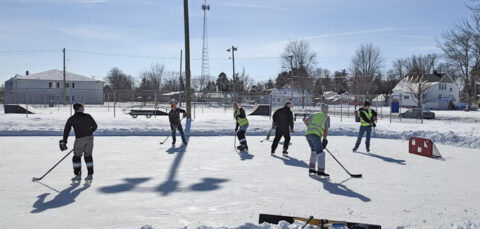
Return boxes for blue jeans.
[354,125,372,150]
[171,123,186,143]
[306,134,325,171]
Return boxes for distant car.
[400,108,435,119]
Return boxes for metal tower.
[201,0,210,78]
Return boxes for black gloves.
[59,140,68,151]
[371,122,377,127]
[322,139,328,149]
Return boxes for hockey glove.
[59,140,68,151]
[322,139,328,149]
[290,129,294,133]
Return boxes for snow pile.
[454,221,480,229]
[148,221,320,229]
[1,106,479,149]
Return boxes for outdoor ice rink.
[1,135,479,229]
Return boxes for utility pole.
[183,0,192,117]
[227,46,237,102]
[63,48,66,106]
[288,55,294,100]
[179,49,183,106]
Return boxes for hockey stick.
[160,117,186,145]
[324,148,362,178]
[301,216,314,229]
[32,149,74,182]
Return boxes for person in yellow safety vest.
[233,102,249,151]
[304,104,330,178]
[353,101,377,153]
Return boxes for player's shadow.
[189,178,229,191]
[272,155,309,168]
[238,151,254,160]
[166,145,186,154]
[157,119,191,196]
[98,178,151,193]
[311,177,371,202]
[355,151,406,165]
[31,183,90,213]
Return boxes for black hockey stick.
[160,117,185,145]
[324,148,362,178]
[301,216,314,229]
[260,128,275,142]
[32,149,74,182]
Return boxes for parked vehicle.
[400,108,435,119]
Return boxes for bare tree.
[350,43,384,96]
[139,63,165,93]
[281,40,317,76]
[440,20,476,104]
[404,75,434,108]
[105,67,134,90]
[237,67,254,92]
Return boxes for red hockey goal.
[408,137,442,158]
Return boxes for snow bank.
[1,106,479,149]
[454,221,480,229]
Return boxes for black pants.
[271,128,291,151]
[171,123,186,143]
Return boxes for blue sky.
[0,0,471,84]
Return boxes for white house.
[4,69,104,105]
[270,88,311,106]
[391,72,459,109]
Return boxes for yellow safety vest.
[359,109,373,126]
[306,112,328,137]
[234,108,249,127]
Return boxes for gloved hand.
[290,129,294,133]
[371,122,377,127]
[322,139,328,149]
[59,140,68,151]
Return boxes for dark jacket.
[272,106,294,131]
[63,112,97,142]
[169,108,186,125]
[358,107,377,124]
[234,107,246,130]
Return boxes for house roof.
[11,69,99,82]
[404,73,453,83]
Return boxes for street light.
[227,46,237,102]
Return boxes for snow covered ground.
[1,135,479,229]
[1,104,479,149]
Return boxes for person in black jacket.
[169,103,187,145]
[271,101,294,156]
[353,101,377,153]
[60,103,97,183]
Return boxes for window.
[66,83,70,88]
[72,96,75,102]
[49,82,52,88]
[423,94,426,99]
[404,96,409,99]
[438,94,442,99]
[56,82,60,88]
[450,88,452,92]
[72,83,75,88]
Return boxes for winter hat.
[73,103,83,112]
[321,104,329,112]
[284,101,292,106]
[364,101,371,106]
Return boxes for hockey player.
[353,101,377,153]
[304,104,330,177]
[169,103,187,145]
[60,103,97,183]
[271,101,294,156]
[233,102,249,151]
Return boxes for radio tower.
[201,0,210,79]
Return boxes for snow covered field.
[1,105,479,149]
[1,135,479,229]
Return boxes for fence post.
[114,90,116,118]
[340,98,343,122]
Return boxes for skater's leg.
[238,124,248,147]
[317,143,325,172]
[306,134,318,169]
[84,136,94,175]
[353,126,366,150]
[177,123,186,143]
[72,139,83,175]
[283,131,291,151]
[171,124,177,144]
[271,129,282,152]
[365,126,372,151]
